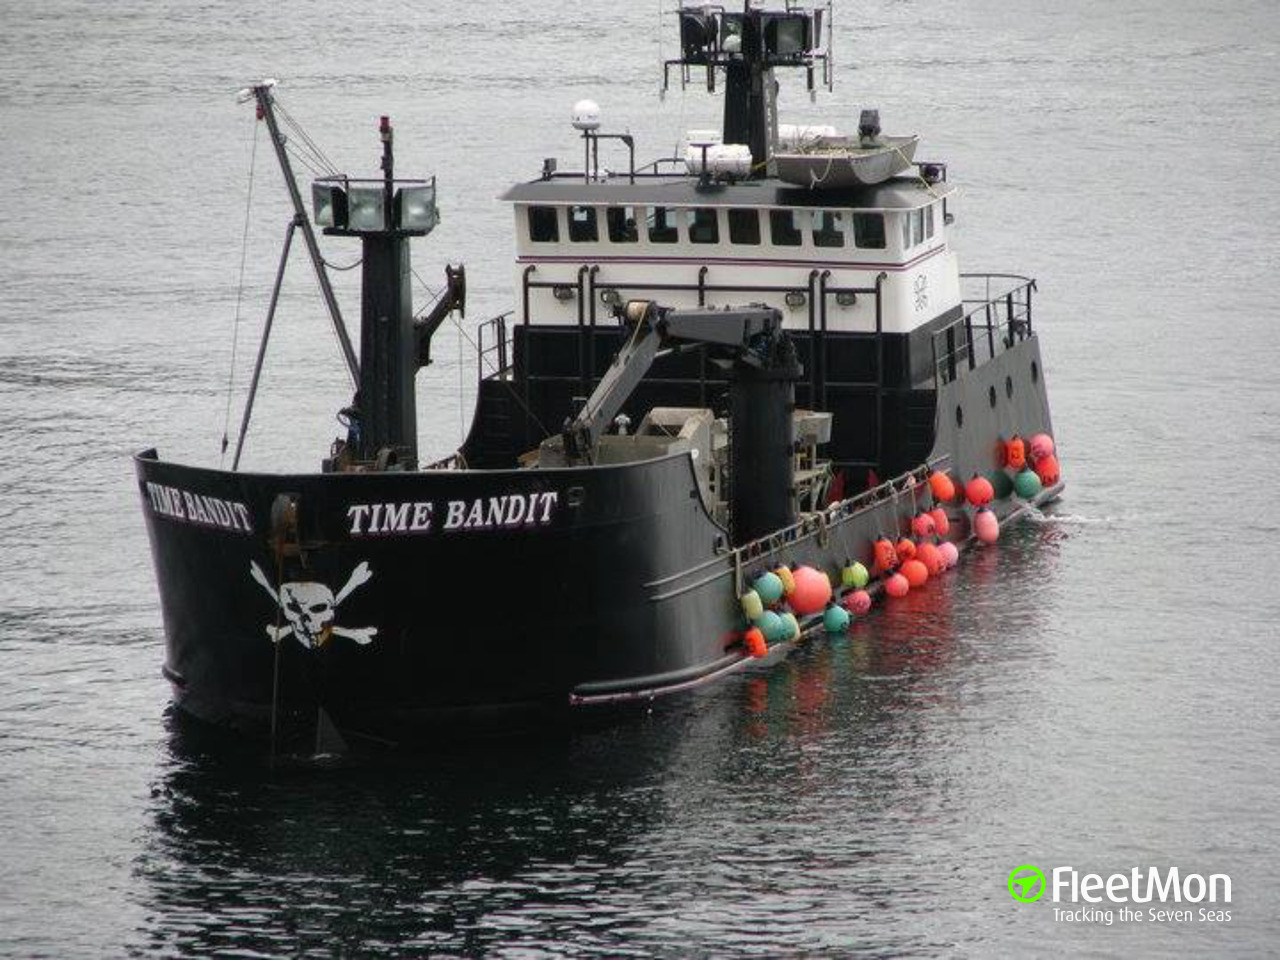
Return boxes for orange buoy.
[895,538,917,564]
[902,558,929,588]
[974,507,1000,544]
[965,475,995,507]
[873,538,898,574]
[929,506,950,536]
[790,565,832,616]
[1029,432,1055,462]
[1034,453,1061,487]
[842,589,872,615]
[912,512,936,539]
[1005,435,1026,470]
[744,627,767,658]
[916,542,944,577]
[885,573,910,598]
[928,471,956,503]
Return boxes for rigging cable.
[220,115,260,464]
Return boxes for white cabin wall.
[511,201,962,333]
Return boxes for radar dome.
[571,99,601,131]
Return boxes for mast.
[664,2,831,177]
[251,83,360,384]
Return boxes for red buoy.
[929,506,950,536]
[912,512,936,539]
[789,565,832,616]
[929,471,956,503]
[902,558,929,588]
[873,538,897,574]
[744,627,767,658]
[885,573,910,598]
[842,589,872,615]
[1034,453,1061,487]
[965,475,995,507]
[895,538,917,564]
[1005,435,1027,470]
[916,542,944,577]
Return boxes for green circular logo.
[1008,865,1046,902]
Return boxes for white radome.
[571,99,601,131]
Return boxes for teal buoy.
[779,612,800,641]
[1014,468,1043,499]
[823,604,851,633]
[757,610,787,643]
[753,571,785,605]
[988,469,1015,500]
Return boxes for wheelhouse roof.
[500,175,955,212]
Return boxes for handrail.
[931,274,1036,386]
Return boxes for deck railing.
[931,274,1036,386]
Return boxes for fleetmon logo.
[1008,865,1047,902]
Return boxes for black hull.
[137,336,1058,748]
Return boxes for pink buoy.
[1029,432,1055,462]
[939,541,960,568]
[974,507,1000,544]
[842,589,872,615]
[911,512,936,539]
[885,573,910,598]
[789,565,832,616]
[965,475,995,508]
[929,506,950,537]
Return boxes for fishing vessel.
[136,2,1062,751]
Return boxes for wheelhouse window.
[770,209,803,246]
[606,206,639,243]
[528,206,559,243]
[924,203,935,240]
[648,206,678,243]
[852,212,885,249]
[812,210,845,248]
[568,205,598,242]
[728,208,760,245]
[687,208,719,244]
[911,208,925,247]
[900,212,912,250]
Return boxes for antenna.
[661,2,834,175]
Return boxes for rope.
[322,256,363,272]
[220,117,259,464]
[409,266,551,441]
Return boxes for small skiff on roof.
[774,133,919,189]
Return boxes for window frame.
[527,205,560,243]
[727,208,761,245]
[606,205,639,244]
[687,207,720,245]
[567,204,599,243]
[647,205,680,244]
[811,209,846,249]
[769,208,804,247]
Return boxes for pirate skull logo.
[249,560,377,648]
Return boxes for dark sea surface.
[2,0,1278,956]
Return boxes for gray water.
[2,0,1279,956]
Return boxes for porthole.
[1005,375,1014,399]
[1031,361,1040,383]
[955,404,964,428]
[988,385,997,408]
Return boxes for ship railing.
[931,274,1036,386]
[476,311,514,380]
[724,453,952,597]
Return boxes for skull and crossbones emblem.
[249,560,378,648]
